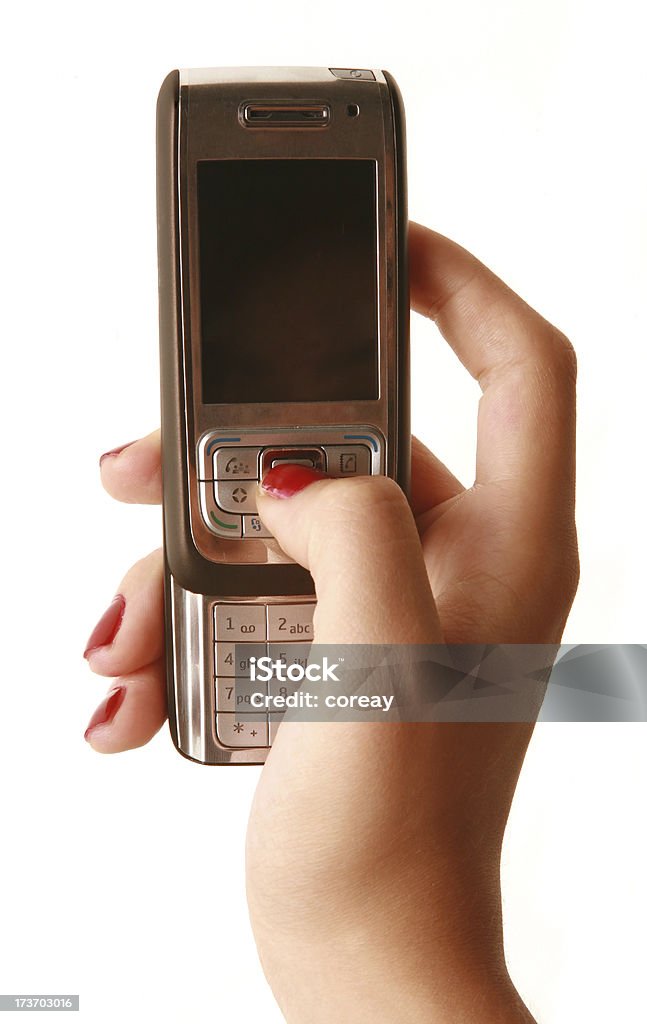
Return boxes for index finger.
[409,223,577,524]
[99,429,162,504]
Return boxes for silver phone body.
[157,67,409,764]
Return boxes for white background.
[1,1,645,1021]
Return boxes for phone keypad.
[198,428,381,539]
[260,447,325,480]
[198,488,242,538]
[242,515,272,539]
[267,603,314,641]
[215,712,269,748]
[214,603,266,641]
[214,641,266,677]
[213,447,260,480]
[325,445,371,478]
[213,601,315,749]
[213,480,258,515]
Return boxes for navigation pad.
[197,427,381,539]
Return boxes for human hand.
[84,224,578,1022]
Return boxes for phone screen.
[197,159,379,405]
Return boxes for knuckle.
[550,546,580,601]
[513,327,577,412]
[561,539,581,605]
[323,474,409,518]
[309,476,412,562]
[552,328,577,374]
[118,547,163,590]
[534,529,580,623]
[541,327,578,382]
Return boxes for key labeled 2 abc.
[268,603,314,640]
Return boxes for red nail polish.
[84,686,126,741]
[83,595,126,658]
[261,463,329,498]
[99,441,136,466]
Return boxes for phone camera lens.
[347,103,360,118]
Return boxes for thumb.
[256,465,441,644]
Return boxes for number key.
[215,642,266,677]
[267,603,315,641]
[214,604,267,641]
[215,676,267,713]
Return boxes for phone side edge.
[382,70,411,499]
[156,70,183,755]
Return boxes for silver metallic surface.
[214,677,238,712]
[271,457,314,468]
[168,576,265,763]
[261,445,325,477]
[169,575,316,763]
[267,603,315,641]
[215,712,269,748]
[268,716,282,745]
[329,68,376,81]
[167,67,400,763]
[214,641,266,677]
[197,427,382,548]
[242,515,272,539]
[214,602,267,641]
[214,676,266,713]
[214,480,258,515]
[198,484,242,538]
[212,446,261,481]
[324,443,371,477]
[199,427,382,485]
[267,641,313,669]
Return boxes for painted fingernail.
[99,441,136,466]
[83,595,126,659]
[261,464,329,498]
[84,686,126,741]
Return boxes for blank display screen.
[197,159,378,404]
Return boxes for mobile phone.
[156,67,409,764]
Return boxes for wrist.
[252,917,535,1024]
[247,721,535,1022]
[250,851,533,1024]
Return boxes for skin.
[85,223,578,1022]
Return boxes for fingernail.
[83,595,126,659]
[84,686,126,741]
[100,441,136,466]
[261,464,329,499]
